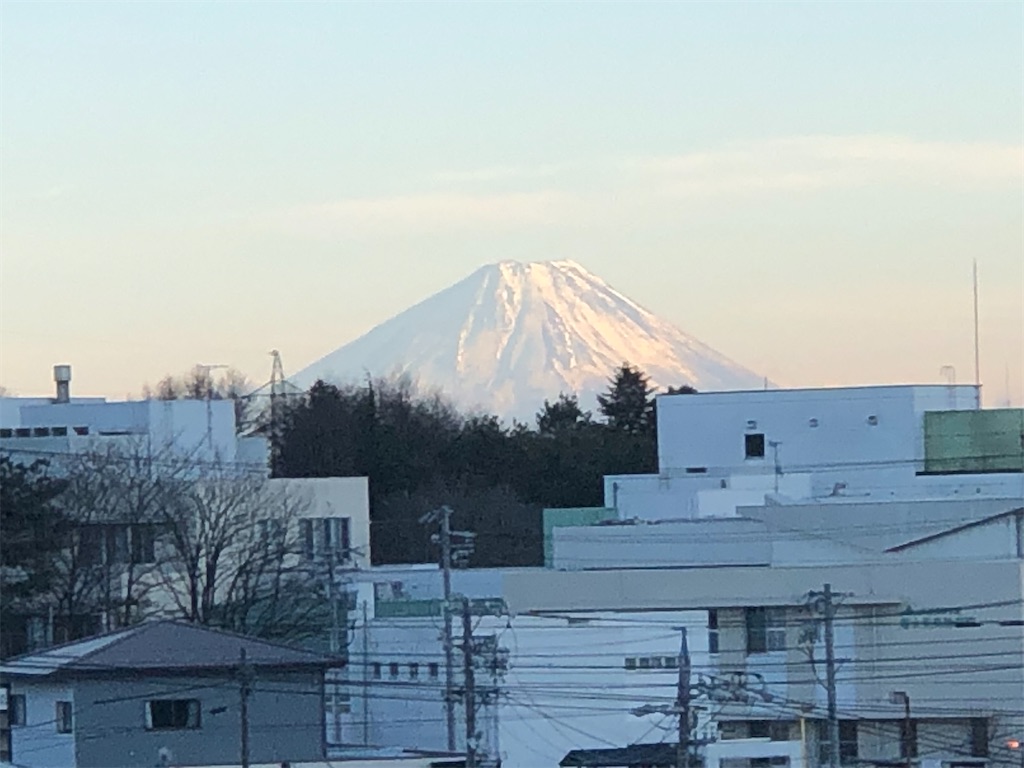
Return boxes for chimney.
[53,365,71,403]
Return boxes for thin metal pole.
[676,627,691,768]
[902,694,912,768]
[362,600,370,745]
[973,260,981,394]
[441,507,457,752]
[462,597,477,768]
[824,584,840,768]
[239,647,251,768]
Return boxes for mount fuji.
[294,260,766,421]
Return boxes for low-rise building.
[0,620,337,768]
[607,386,1023,520]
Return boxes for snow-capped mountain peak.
[294,260,765,420]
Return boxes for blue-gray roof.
[0,620,336,678]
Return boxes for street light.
[1008,739,1023,768]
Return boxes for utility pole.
[239,647,251,768]
[462,597,478,768]
[823,584,840,768]
[421,505,475,753]
[806,583,850,768]
[675,627,691,768]
[361,599,370,746]
[891,691,911,768]
[441,508,457,753]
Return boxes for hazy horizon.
[2,2,1021,404]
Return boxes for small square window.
[55,701,73,734]
[372,662,381,680]
[147,699,200,730]
[408,663,419,680]
[388,662,399,679]
[745,433,766,459]
[51,426,68,436]
[428,662,439,679]
[663,656,678,669]
[0,428,12,439]
[624,657,637,670]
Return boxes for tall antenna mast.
[972,260,981,399]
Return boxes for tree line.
[273,364,696,566]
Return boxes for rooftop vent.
[53,365,71,403]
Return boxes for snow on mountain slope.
[294,260,766,421]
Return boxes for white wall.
[8,682,76,768]
[2,397,250,469]
[270,477,372,570]
[656,386,944,477]
[355,608,711,768]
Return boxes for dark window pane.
[745,433,766,459]
[746,607,767,653]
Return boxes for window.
[746,607,785,654]
[817,721,858,764]
[388,663,399,679]
[300,519,315,560]
[104,525,128,565]
[899,719,918,759]
[9,695,26,726]
[969,717,988,757]
[428,663,439,679]
[749,721,790,741]
[14,428,30,438]
[131,525,156,565]
[708,610,720,654]
[56,701,73,733]
[51,426,68,436]
[745,433,766,459]
[839,721,858,762]
[72,426,89,436]
[32,427,50,437]
[322,517,352,559]
[79,527,104,567]
[662,656,678,669]
[0,428,12,438]
[372,662,381,680]
[624,657,638,670]
[146,699,200,730]
[408,663,419,680]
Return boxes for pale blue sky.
[2,1,1022,403]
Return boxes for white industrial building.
[607,385,1023,520]
[0,365,268,471]
[338,384,1022,768]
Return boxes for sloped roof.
[1,620,335,678]
[886,507,1023,552]
[560,743,678,767]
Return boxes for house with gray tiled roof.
[0,620,339,768]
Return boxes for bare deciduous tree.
[155,465,327,641]
[49,443,188,640]
[142,366,257,433]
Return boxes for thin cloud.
[628,135,1024,196]
[278,190,576,235]
[434,164,563,183]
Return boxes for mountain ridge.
[294,260,766,420]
